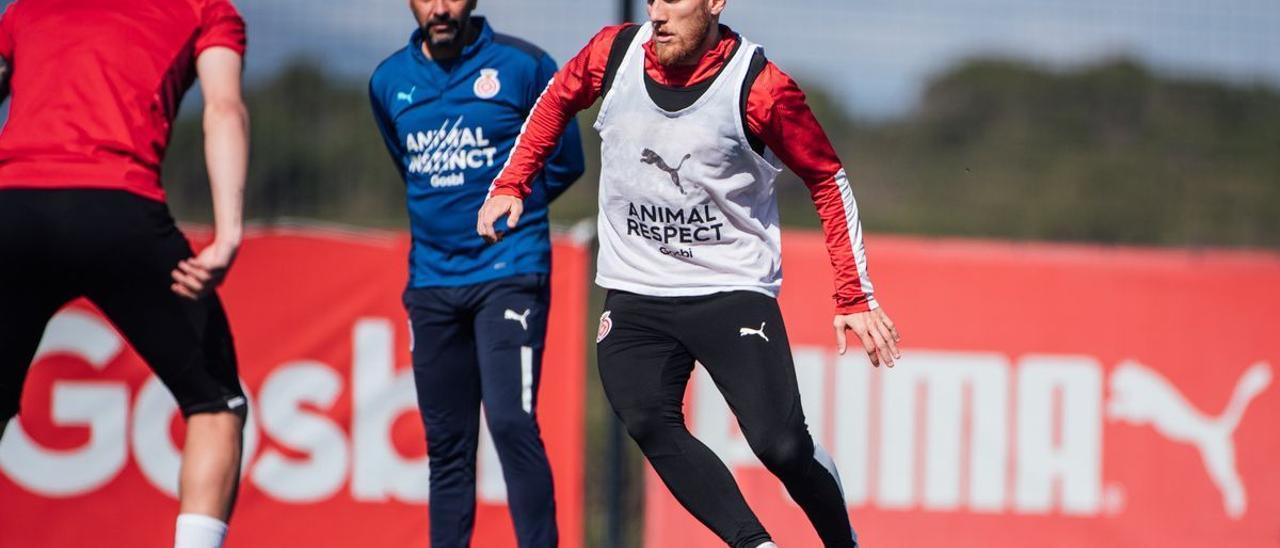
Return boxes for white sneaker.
[755,543,779,548]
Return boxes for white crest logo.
[474,68,501,99]
[1108,361,1272,519]
[503,308,530,331]
[596,311,613,343]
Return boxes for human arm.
[748,62,901,365]
[368,76,407,180]
[478,25,630,241]
[171,46,249,299]
[530,53,586,203]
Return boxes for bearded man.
[370,1,584,546]
[478,1,901,546]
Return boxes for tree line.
[163,57,1280,248]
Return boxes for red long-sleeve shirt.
[491,24,876,313]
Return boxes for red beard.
[652,9,713,66]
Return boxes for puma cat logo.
[396,86,416,103]
[504,308,531,331]
[739,322,769,342]
[1109,361,1272,519]
[640,149,693,195]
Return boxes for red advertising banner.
[0,226,588,548]
[644,233,1280,548]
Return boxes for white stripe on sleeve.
[832,168,877,309]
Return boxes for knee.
[180,412,246,478]
[186,410,246,439]
[617,408,659,442]
[615,406,681,455]
[751,430,813,476]
[485,412,538,443]
[424,419,478,457]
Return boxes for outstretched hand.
[476,195,524,243]
[834,307,902,367]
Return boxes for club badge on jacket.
[474,68,501,99]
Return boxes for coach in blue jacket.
[369,1,584,545]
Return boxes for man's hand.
[834,307,902,367]
[171,239,239,300]
[476,195,524,243]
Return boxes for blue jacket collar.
[409,16,493,67]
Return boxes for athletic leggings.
[596,290,857,548]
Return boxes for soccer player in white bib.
[479,1,900,546]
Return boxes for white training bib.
[593,25,784,298]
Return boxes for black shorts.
[0,189,244,419]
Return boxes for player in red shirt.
[0,1,249,547]
[479,0,900,546]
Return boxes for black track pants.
[596,290,857,548]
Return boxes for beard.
[423,13,465,48]
[652,8,714,66]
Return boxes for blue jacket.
[370,17,585,288]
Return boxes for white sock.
[175,514,228,548]
[755,543,779,548]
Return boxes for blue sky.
[240,0,1280,118]
[4,0,1277,118]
